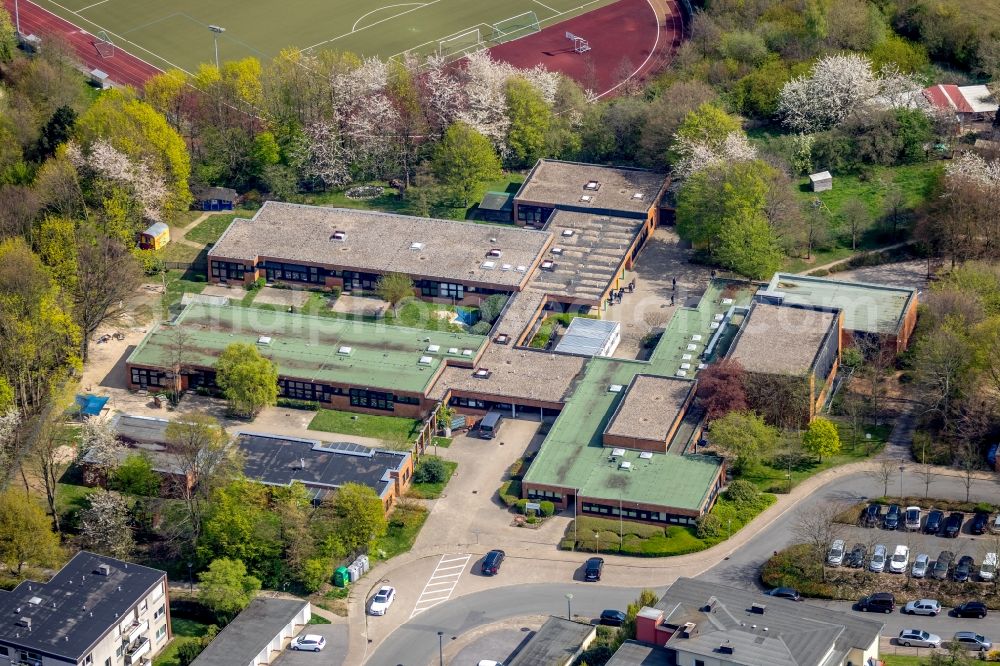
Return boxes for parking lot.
[270,624,348,666]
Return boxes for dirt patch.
[202,284,244,299]
[253,287,310,307]
[332,294,388,317]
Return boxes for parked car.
[884,504,902,530]
[585,557,604,581]
[944,512,964,538]
[846,543,866,568]
[911,553,931,579]
[827,539,846,567]
[925,509,945,535]
[291,635,326,652]
[953,601,988,619]
[869,544,888,572]
[904,506,922,531]
[862,503,883,527]
[903,599,941,616]
[898,629,942,648]
[600,610,627,627]
[889,545,910,573]
[970,511,990,535]
[767,588,801,601]
[368,585,396,615]
[954,555,975,582]
[931,551,954,580]
[953,632,992,651]
[481,549,505,576]
[857,592,895,614]
[991,514,1000,534]
[477,411,503,439]
[477,661,504,666]
[980,552,997,582]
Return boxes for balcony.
[127,620,149,644]
[125,636,150,664]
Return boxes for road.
[369,469,1000,665]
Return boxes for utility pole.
[208,25,225,68]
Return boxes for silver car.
[869,544,887,572]
[911,553,930,578]
[903,598,941,616]
[827,539,845,567]
[899,629,941,648]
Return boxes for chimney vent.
[750,603,766,614]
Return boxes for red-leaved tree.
[695,358,748,422]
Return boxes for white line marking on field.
[531,0,558,13]
[410,553,470,618]
[77,0,113,12]
[301,0,445,51]
[351,3,426,32]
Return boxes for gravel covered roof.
[728,302,838,375]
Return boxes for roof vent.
[17,617,31,629]
[487,248,502,258]
[489,237,497,243]
[257,336,272,346]
[584,180,600,191]
[481,261,496,270]
[619,461,632,470]
[718,643,734,655]
[639,451,653,460]
[541,260,555,271]
[750,603,766,614]
[473,368,492,379]
[562,229,575,237]
[338,346,352,355]
[28,596,42,605]
[330,230,347,241]
[426,344,440,353]
[680,622,697,638]
[579,195,593,203]
[632,192,644,200]
[418,356,433,365]
[608,384,623,393]
[551,247,563,255]
[410,241,425,251]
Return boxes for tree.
[0,489,62,575]
[912,320,976,433]
[840,197,871,250]
[714,214,783,279]
[34,216,78,290]
[478,293,508,324]
[956,442,980,503]
[0,7,16,63]
[198,558,261,622]
[375,272,414,315]
[676,160,768,252]
[668,103,741,165]
[777,54,881,132]
[79,490,134,560]
[792,502,845,582]
[882,183,906,239]
[707,410,778,474]
[110,454,161,496]
[198,480,280,576]
[79,416,123,486]
[35,106,77,160]
[413,456,447,484]
[215,343,279,418]
[867,458,895,497]
[432,121,502,206]
[73,232,141,362]
[505,77,551,168]
[801,417,841,461]
[331,482,387,556]
[695,359,748,421]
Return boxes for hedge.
[499,479,521,507]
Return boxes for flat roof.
[555,317,620,356]
[479,190,514,212]
[508,617,596,666]
[112,414,169,444]
[0,552,165,661]
[766,273,916,336]
[209,201,550,288]
[236,432,408,499]
[516,159,666,215]
[607,641,671,666]
[604,375,693,443]
[127,303,486,394]
[190,598,307,666]
[728,302,838,375]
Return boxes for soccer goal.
[437,28,483,58]
[490,11,541,45]
[93,30,115,58]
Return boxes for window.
[131,367,167,389]
[279,379,336,402]
[210,260,246,281]
[350,388,394,411]
[154,604,165,620]
[695,661,705,666]
[156,625,167,641]
[394,394,420,405]
[0,647,9,657]
[85,655,93,666]
[105,657,112,666]
[139,600,147,613]
[116,646,123,658]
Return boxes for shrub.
[724,479,762,507]
[177,641,205,666]
[276,398,320,410]
[540,501,555,517]
[499,479,521,506]
[413,457,447,484]
[696,513,724,539]
[468,321,492,335]
[515,498,529,514]
[479,293,508,323]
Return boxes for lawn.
[153,617,210,666]
[373,502,429,560]
[184,211,255,245]
[257,292,470,333]
[407,458,458,499]
[743,421,891,493]
[309,409,423,444]
[162,268,209,312]
[159,241,204,265]
[881,656,988,666]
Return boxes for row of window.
[419,281,464,299]
[279,379,341,402]
[517,205,552,224]
[526,489,562,500]
[211,260,247,281]
[263,261,322,284]
[581,502,696,525]
[131,367,167,388]
[350,388,394,411]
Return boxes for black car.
[767,587,801,601]
[857,592,895,614]
[944,512,965,538]
[862,503,883,527]
[925,509,945,535]
[931,550,954,581]
[954,556,975,582]
[846,543,866,568]
[600,609,627,626]
[971,511,990,535]
[953,600,988,619]
[584,557,604,581]
[883,504,902,530]
[481,549,505,576]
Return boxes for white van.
[980,552,997,581]
[889,545,909,573]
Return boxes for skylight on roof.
[584,180,600,191]
[426,344,440,353]
[418,356,433,365]
[338,346,352,355]
[488,248,502,258]
[257,336,272,346]
[473,368,492,379]
[541,260,555,270]
[612,448,626,456]
[516,265,527,273]
[619,461,632,470]
[609,384,623,393]
[639,451,653,459]
[562,229,574,237]
[676,369,688,377]
[410,241,425,251]
[481,260,496,269]
[551,247,563,255]
[448,347,459,354]
[331,230,347,241]
[580,195,593,202]
[462,349,473,356]
[500,264,512,271]
[632,192,644,200]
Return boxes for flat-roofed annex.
[604,375,694,443]
[515,159,668,215]
[209,201,552,289]
[728,302,839,376]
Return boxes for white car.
[827,539,845,567]
[898,629,942,648]
[980,552,998,581]
[368,585,396,615]
[477,662,504,666]
[869,544,887,572]
[911,553,930,578]
[889,545,909,573]
[904,506,922,531]
[903,599,941,616]
[291,635,326,652]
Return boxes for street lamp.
[565,593,573,620]
[437,631,444,666]
[364,577,389,644]
[13,0,20,37]
[208,25,225,68]
[187,562,193,591]
[899,463,905,499]
[594,531,599,555]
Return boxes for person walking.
[671,277,676,291]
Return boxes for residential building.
[189,598,309,666]
[507,617,597,666]
[0,553,170,666]
[629,578,882,666]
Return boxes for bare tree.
[839,392,868,452]
[956,441,981,503]
[74,234,142,362]
[0,409,21,483]
[79,416,123,487]
[868,458,895,498]
[918,464,936,499]
[856,334,896,426]
[28,414,74,534]
[792,503,846,582]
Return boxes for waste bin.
[333,566,349,588]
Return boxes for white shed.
[809,171,832,192]
[89,68,111,90]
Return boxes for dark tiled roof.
[190,598,307,666]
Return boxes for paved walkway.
[798,241,912,276]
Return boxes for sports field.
[23,0,622,72]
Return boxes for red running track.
[489,0,682,98]
[4,0,162,89]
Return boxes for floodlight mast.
[208,25,225,68]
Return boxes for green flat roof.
[767,273,915,335]
[127,303,487,394]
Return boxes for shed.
[193,186,238,211]
[554,317,620,357]
[476,190,515,222]
[809,171,832,192]
[89,69,111,90]
[139,221,170,250]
